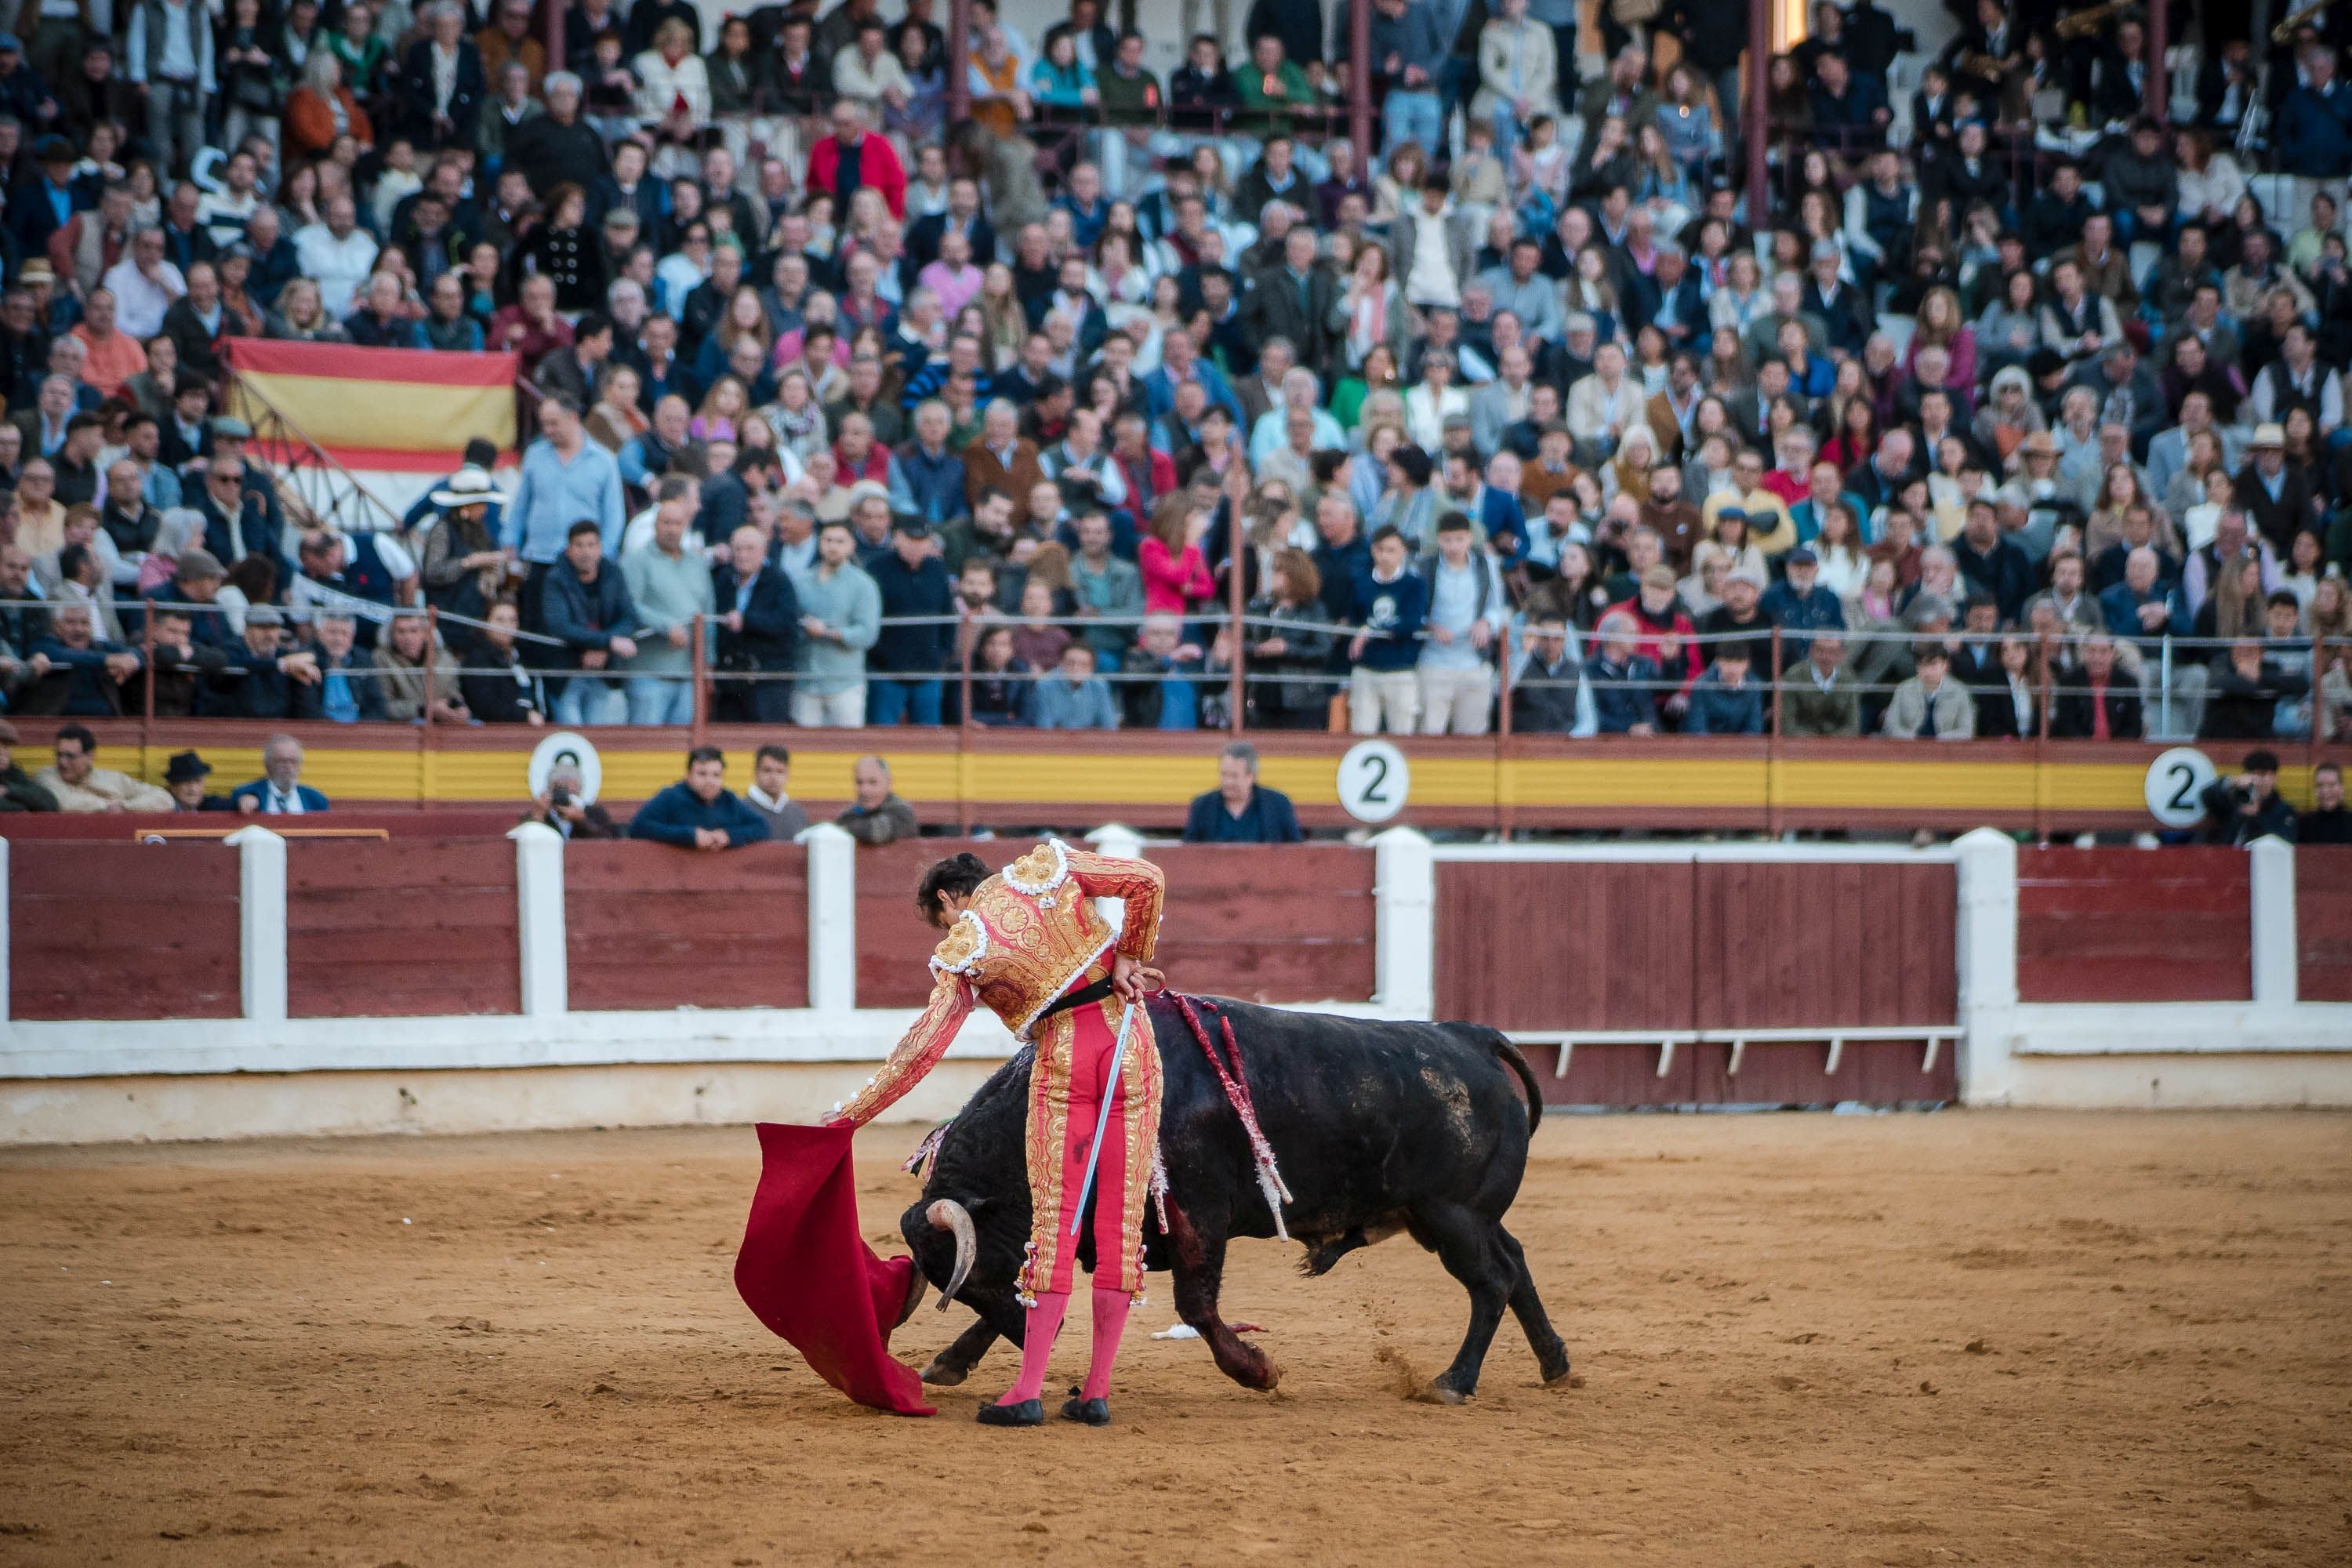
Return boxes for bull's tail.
[1490,1033,1543,1134]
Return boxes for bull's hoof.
[1543,1366,1581,1389]
[1411,1380,1471,1406]
[919,1355,968,1387]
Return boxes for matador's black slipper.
[977,1398,1044,1427]
[1060,1388,1111,1426]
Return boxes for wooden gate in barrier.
[1432,852,1960,1108]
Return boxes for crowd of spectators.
[0,0,2342,754]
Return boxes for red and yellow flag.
[225,340,518,473]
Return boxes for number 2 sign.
[1338,740,1410,824]
[2143,747,2220,829]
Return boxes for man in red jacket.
[805,100,907,218]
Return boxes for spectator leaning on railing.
[628,744,770,851]
[232,733,331,814]
[835,753,918,845]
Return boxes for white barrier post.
[1087,822,1145,860]
[1373,826,1436,1021]
[509,822,568,1017]
[1952,827,2019,1105]
[2248,834,2298,1008]
[800,822,857,1012]
[225,826,287,1023]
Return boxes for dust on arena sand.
[2,1112,2347,1566]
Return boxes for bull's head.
[897,1054,1039,1356]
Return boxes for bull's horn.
[927,1199,976,1312]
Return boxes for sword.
[1069,999,1137,1238]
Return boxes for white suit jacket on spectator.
[1471,16,1558,126]
[100,256,186,339]
[633,49,712,125]
[1565,372,1646,447]
[1882,676,1975,739]
[292,223,381,317]
[33,764,173,811]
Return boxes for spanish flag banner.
[225,340,519,473]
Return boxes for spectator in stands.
[524,757,620,839]
[1510,616,1592,735]
[867,514,953,725]
[794,518,882,728]
[162,749,232,812]
[22,600,141,716]
[2199,749,2297,846]
[836,753,918,844]
[619,481,714,726]
[2300,763,2350,844]
[308,612,390,724]
[35,724,173,811]
[0,720,59,811]
[630,744,770,850]
[505,393,626,568]
[2049,633,2143,741]
[542,518,637,727]
[453,602,543,726]
[1417,510,1503,735]
[1031,641,1120,730]
[232,733,332,814]
[2201,638,2310,742]
[372,612,467,726]
[1182,741,1302,843]
[1781,633,1861,737]
[1348,524,1425,734]
[1683,642,1762,735]
[713,524,800,725]
[744,743,811,838]
[1882,644,1973,739]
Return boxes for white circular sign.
[528,731,604,805]
[2143,747,2219,828]
[1338,740,1410,824]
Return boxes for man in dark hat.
[162,749,232,811]
[8,135,82,259]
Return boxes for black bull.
[900,997,1574,1404]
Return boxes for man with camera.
[2198,749,2298,847]
[524,757,619,840]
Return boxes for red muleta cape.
[732,1122,935,1416]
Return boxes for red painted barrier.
[853,839,1379,1011]
[2297,847,2352,1004]
[1436,860,1697,1033]
[2016,848,2252,1004]
[286,838,521,1018]
[1435,858,1959,1106]
[564,841,810,1012]
[11,840,241,1019]
[0,810,528,840]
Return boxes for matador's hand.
[1111,956,1165,1004]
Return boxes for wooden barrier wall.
[9,840,241,1020]
[2298,847,2352,1004]
[286,839,520,1018]
[1434,858,1958,1105]
[564,842,809,1013]
[2015,848,2252,1004]
[852,839,1380,1011]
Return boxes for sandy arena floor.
[2,1111,2348,1566]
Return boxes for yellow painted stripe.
[231,372,517,452]
[111,746,2332,815]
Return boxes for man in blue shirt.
[628,745,771,849]
[504,392,626,567]
[1182,742,1304,842]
